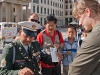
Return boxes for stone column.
[2,2,6,22]
[20,4,23,21]
[11,3,14,22]
[26,5,28,19]
[4,2,8,22]
[0,3,3,22]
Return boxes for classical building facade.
[0,0,31,22]
[0,0,78,26]
[64,0,77,26]
[29,0,65,26]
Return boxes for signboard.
[3,28,17,37]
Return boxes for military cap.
[18,21,42,37]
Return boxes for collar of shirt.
[65,37,78,44]
[45,29,57,36]
[45,29,58,44]
[92,22,100,32]
[20,41,31,52]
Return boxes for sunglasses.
[30,19,40,24]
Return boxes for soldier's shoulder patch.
[3,43,14,50]
[7,43,14,48]
[0,58,6,67]
[9,43,14,46]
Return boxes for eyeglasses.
[30,19,40,24]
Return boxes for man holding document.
[36,15,64,75]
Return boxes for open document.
[50,47,59,62]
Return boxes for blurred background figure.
[62,25,78,75]
[76,26,82,40]
[15,13,43,41]
[78,28,90,47]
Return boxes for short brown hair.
[29,13,39,19]
[73,0,100,19]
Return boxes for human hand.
[18,67,34,75]
[57,52,63,61]
[54,43,60,49]
[66,51,72,56]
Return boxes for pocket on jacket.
[14,60,26,69]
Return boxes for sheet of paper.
[50,47,59,62]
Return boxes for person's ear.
[19,30,22,36]
[85,8,91,17]
[55,24,57,27]
[75,30,77,34]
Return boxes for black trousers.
[41,65,61,75]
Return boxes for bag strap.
[12,46,16,64]
[56,30,60,40]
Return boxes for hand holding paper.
[50,47,59,62]
[57,52,63,61]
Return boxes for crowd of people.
[0,0,100,75]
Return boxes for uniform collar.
[14,39,32,62]
[20,41,31,52]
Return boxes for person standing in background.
[76,26,82,40]
[62,25,78,75]
[78,28,90,47]
[36,15,64,75]
[28,13,43,37]
[15,13,42,40]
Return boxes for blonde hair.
[73,0,100,19]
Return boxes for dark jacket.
[0,39,42,75]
